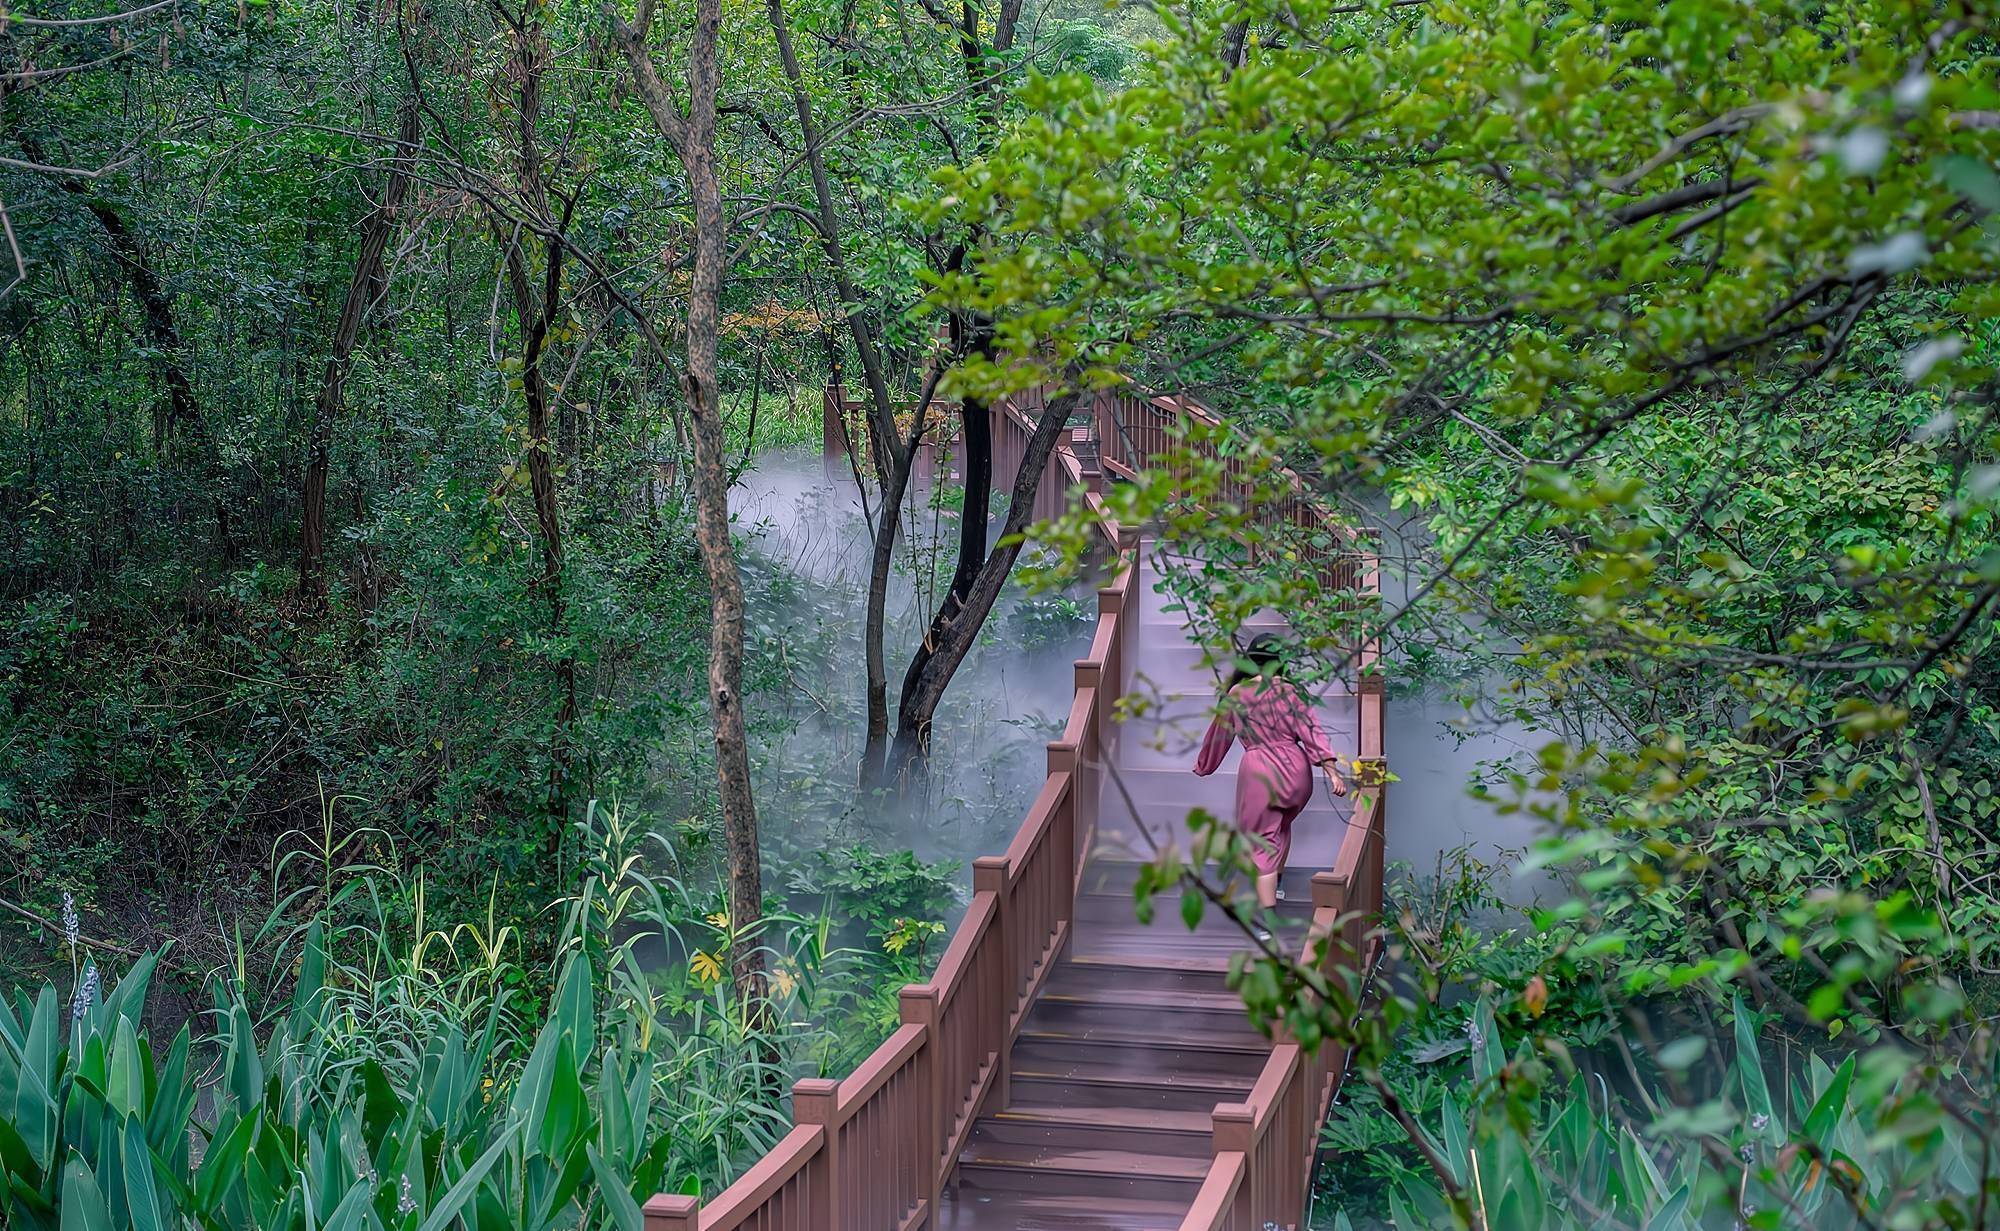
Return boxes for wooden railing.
[1094,387,1365,606]
[651,380,1381,1230]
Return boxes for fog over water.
[730,447,1095,887]
[1358,498,1562,905]
[729,447,1558,909]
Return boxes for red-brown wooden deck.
[645,386,1386,1231]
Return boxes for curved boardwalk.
[646,388,1387,1231]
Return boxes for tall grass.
[0,802,894,1230]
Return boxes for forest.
[4,0,2000,1228]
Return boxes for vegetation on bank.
[1,807,962,1228]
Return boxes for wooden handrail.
[838,1023,925,1110]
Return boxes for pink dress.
[1194,678,1337,875]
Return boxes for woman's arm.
[1288,684,1348,795]
[1287,683,1338,763]
[1194,711,1235,776]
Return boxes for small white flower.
[398,1175,417,1215]
[1750,1112,1769,1131]
[61,892,79,947]
[1739,1143,1756,1163]
[70,963,99,1022]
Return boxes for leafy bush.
[0,941,696,1231]
[1323,997,1988,1231]
[782,843,962,934]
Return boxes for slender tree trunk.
[761,0,931,790]
[889,390,1079,780]
[300,96,420,605]
[611,3,767,1003]
[488,20,580,861]
[1221,19,1251,76]
[70,197,201,451]
[46,169,235,557]
[880,0,1028,785]
[944,316,995,606]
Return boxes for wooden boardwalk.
[644,386,1386,1231]
[934,544,1365,1230]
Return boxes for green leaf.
[1804,1053,1855,1152]
[1732,995,1775,1136]
[119,1116,169,1231]
[1642,1183,1691,1231]
[414,1122,521,1231]
[587,1143,644,1231]
[60,1158,114,1231]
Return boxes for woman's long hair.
[1224,632,1292,693]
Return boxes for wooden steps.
[956,1136,1211,1202]
[933,1188,1189,1230]
[938,857,1328,1228]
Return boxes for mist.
[1354,496,1565,905]
[730,447,1097,916]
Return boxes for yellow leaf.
[691,951,723,985]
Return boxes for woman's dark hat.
[1241,632,1290,665]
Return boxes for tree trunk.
[889,389,1079,782]
[71,197,201,451]
[1221,19,1252,76]
[879,0,1024,785]
[52,177,234,556]
[860,461,915,786]
[611,4,768,1004]
[491,21,580,862]
[944,317,995,607]
[760,0,924,792]
[300,96,420,605]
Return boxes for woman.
[1194,633,1347,925]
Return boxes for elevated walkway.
[646,385,1386,1231]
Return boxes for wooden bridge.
[648,386,1387,1231]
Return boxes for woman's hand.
[1320,758,1348,797]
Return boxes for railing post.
[1072,660,1102,854]
[792,1079,841,1227]
[1367,757,1389,928]
[973,856,1013,1111]
[899,985,943,1222]
[642,1195,698,1231]
[1046,740,1077,775]
[1309,866,1345,952]
[1213,1103,1257,1225]
[1310,869,1345,913]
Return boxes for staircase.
[939,868,1321,1229]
